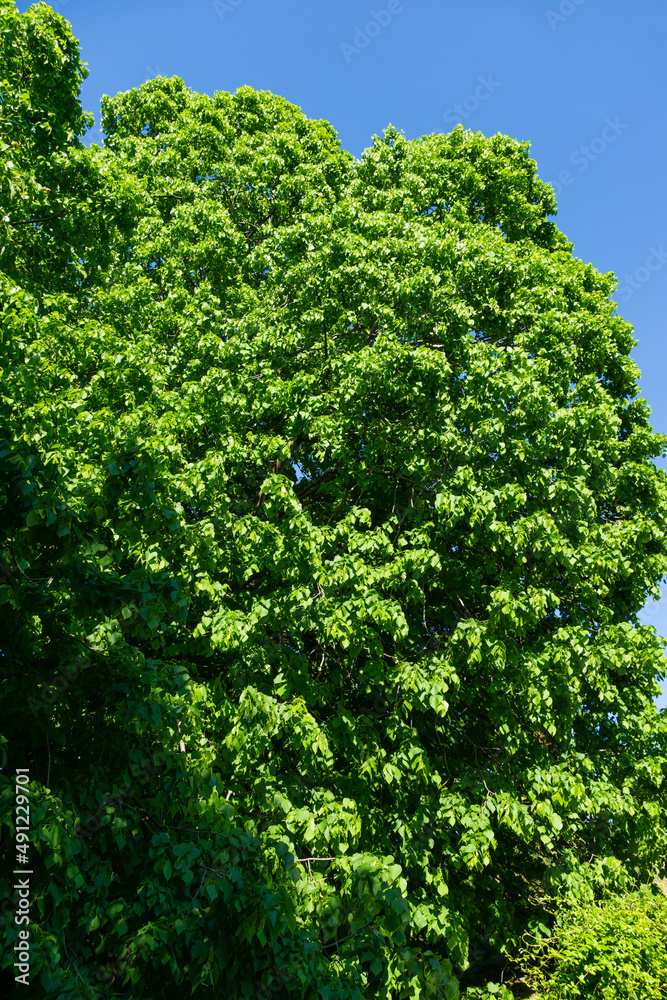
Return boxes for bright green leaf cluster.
[520,882,667,999]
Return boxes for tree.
[1,2,667,996]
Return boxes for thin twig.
[61,931,84,984]
[321,921,373,952]
[9,209,69,226]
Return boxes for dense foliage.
[1,1,667,997]
[521,882,667,999]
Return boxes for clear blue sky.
[19,0,667,706]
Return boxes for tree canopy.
[1,2,666,997]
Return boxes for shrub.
[523,883,667,999]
